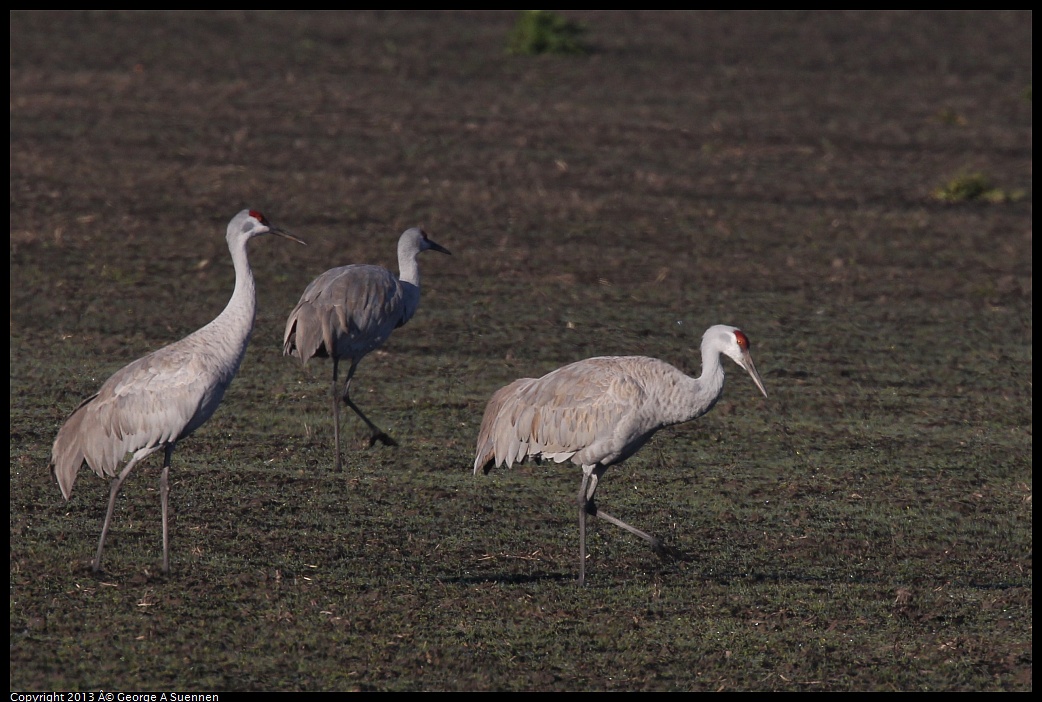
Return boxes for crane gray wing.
[473,377,535,474]
[474,358,647,472]
[283,265,404,363]
[50,343,227,498]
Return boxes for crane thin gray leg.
[93,445,163,572]
[591,507,685,562]
[332,358,343,470]
[159,444,174,573]
[576,466,684,581]
[577,472,592,586]
[342,360,398,448]
[591,509,657,545]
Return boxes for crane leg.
[341,361,398,448]
[159,444,174,573]
[331,359,343,470]
[591,509,657,545]
[577,472,590,586]
[578,466,685,577]
[592,507,686,562]
[93,445,163,572]
[576,469,606,586]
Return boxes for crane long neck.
[666,345,727,425]
[397,245,421,287]
[209,235,257,348]
[397,244,423,324]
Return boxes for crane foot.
[368,432,398,448]
[650,538,688,563]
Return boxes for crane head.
[230,209,306,245]
[705,325,768,399]
[400,227,451,257]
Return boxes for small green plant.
[934,107,967,126]
[932,172,1024,203]
[507,10,588,56]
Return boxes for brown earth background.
[10,11,1032,691]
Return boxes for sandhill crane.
[283,227,450,469]
[473,324,768,585]
[49,209,306,573]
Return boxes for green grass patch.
[507,10,588,56]
[932,172,1026,203]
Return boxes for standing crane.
[49,209,306,573]
[283,227,450,469]
[473,324,768,585]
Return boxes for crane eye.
[734,330,750,349]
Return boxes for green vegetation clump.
[507,10,588,56]
[934,107,967,126]
[932,172,1025,203]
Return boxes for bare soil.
[10,11,1032,692]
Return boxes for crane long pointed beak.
[429,240,451,255]
[741,351,768,399]
[271,227,307,245]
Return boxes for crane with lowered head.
[473,324,768,585]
